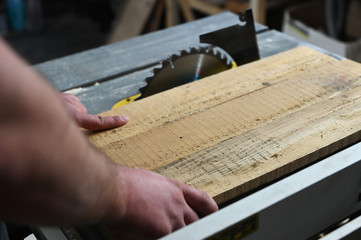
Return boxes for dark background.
[1,0,307,65]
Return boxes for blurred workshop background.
[1,0,361,65]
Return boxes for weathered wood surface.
[88,46,361,204]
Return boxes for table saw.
[32,11,361,240]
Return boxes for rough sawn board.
[88,46,361,204]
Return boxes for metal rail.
[162,142,361,239]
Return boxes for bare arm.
[0,38,120,224]
[0,39,217,238]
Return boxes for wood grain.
[89,46,361,204]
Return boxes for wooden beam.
[177,0,195,22]
[250,0,266,24]
[165,0,180,27]
[147,0,165,32]
[89,47,361,204]
[107,0,157,43]
[188,0,224,15]
[225,0,248,13]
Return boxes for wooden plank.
[89,46,361,204]
[107,0,157,43]
[89,46,324,145]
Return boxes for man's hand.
[58,93,128,130]
[0,38,216,239]
[106,167,218,239]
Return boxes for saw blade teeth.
[140,75,154,95]
[169,56,179,68]
[170,51,182,62]
[205,46,212,53]
[189,47,199,54]
[140,44,235,99]
[215,49,223,59]
[153,66,162,75]
[163,58,174,69]
[215,47,233,67]
[172,54,180,62]
[212,48,222,60]
[139,63,164,95]
[180,49,188,56]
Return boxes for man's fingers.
[181,184,218,216]
[78,114,129,130]
[58,92,128,130]
[183,207,199,225]
[59,93,87,114]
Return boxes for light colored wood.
[147,0,165,32]
[188,0,224,15]
[107,0,157,43]
[250,0,266,24]
[177,0,195,22]
[225,0,248,13]
[90,46,361,204]
[165,0,179,27]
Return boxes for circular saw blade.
[140,46,234,98]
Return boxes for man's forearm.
[0,38,122,225]
[0,38,218,238]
